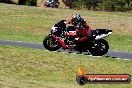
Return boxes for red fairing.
[66,31,77,37]
[51,34,70,49]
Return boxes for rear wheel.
[89,39,109,56]
[43,35,61,51]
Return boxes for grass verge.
[0,46,132,88]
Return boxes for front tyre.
[43,35,61,51]
[89,39,109,56]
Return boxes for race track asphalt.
[0,40,132,60]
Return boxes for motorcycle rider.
[66,13,92,43]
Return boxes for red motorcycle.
[43,20,112,56]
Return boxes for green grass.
[0,3,132,52]
[0,29,43,43]
[0,46,132,88]
[107,34,132,52]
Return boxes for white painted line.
[92,56,101,58]
[72,53,77,55]
[88,55,93,56]
[43,50,130,60]
[123,59,130,60]
[116,58,121,60]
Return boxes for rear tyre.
[43,35,61,51]
[89,39,109,56]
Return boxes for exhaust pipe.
[95,32,112,40]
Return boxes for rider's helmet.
[71,13,81,25]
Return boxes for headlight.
[51,26,58,33]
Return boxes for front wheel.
[89,39,109,56]
[43,35,61,51]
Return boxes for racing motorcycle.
[43,20,112,56]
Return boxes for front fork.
[51,34,70,49]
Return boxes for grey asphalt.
[0,40,132,60]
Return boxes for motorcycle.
[43,20,112,56]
